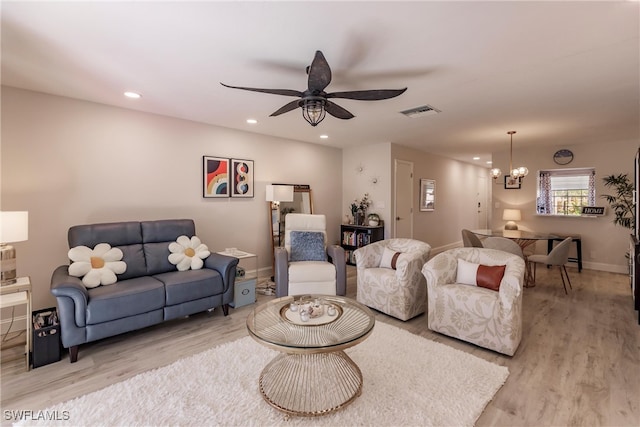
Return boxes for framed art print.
[203,156,229,198]
[230,158,254,198]
[504,175,521,190]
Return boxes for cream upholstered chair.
[274,213,346,297]
[354,238,431,321]
[482,236,524,259]
[422,247,525,356]
[461,229,483,248]
[527,236,573,294]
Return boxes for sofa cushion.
[168,236,211,271]
[154,269,223,306]
[86,276,165,325]
[142,219,197,275]
[68,243,127,288]
[289,261,335,282]
[456,259,505,291]
[380,247,402,269]
[290,231,327,262]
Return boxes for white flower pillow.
[68,243,127,288]
[168,235,210,271]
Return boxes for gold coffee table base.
[259,351,363,417]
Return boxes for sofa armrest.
[274,247,289,297]
[204,253,239,292]
[50,265,89,327]
[327,245,346,296]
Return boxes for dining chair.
[461,229,483,248]
[527,236,573,294]
[482,236,524,259]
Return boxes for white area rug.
[19,322,508,427]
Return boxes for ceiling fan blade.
[326,88,407,101]
[307,51,332,93]
[220,83,302,98]
[270,100,301,117]
[325,101,355,120]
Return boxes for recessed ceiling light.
[473,156,480,160]
[246,119,258,124]
[124,91,141,99]
[486,161,493,165]
[320,135,329,139]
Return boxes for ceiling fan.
[221,50,407,126]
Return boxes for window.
[537,168,596,216]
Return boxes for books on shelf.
[342,231,371,247]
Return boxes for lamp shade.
[0,211,29,243]
[265,185,294,202]
[502,209,522,221]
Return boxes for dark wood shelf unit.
[340,224,384,266]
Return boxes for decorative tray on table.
[280,298,343,326]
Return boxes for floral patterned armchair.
[354,239,431,321]
[421,247,525,356]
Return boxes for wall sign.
[581,206,605,216]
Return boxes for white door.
[394,160,413,238]
[477,175,488,229]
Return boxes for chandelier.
[490,131,528,181]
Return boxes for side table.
[0,276,32,371]
[217,249,257,308]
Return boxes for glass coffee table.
[246,295,375,417]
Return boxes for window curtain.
[539,172,552,214]
[588,170,596,206]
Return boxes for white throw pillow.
[456,259,479,286]
[168,235,211,271]
[68,243,127,288]
[380,247,402,269]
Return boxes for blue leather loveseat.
[50,219,238,362]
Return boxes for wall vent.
[400,104,441,118]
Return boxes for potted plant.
[601,173,635,230]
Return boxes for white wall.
[491,139,638,273]
[391,144,490,252]
[342,143,392,237]
[342,142,490,252]
[1,87,343,310]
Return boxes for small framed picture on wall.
[203,156,230,198]
[230,158,254,198]
[504,175,521,190]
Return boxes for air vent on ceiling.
[400,104,441,118]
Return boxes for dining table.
[471,229,561,287]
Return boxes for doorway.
[476,175,488,229]
[394,159,413,238]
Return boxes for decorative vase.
[356,211,365,226]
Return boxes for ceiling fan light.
[302,99,326,126]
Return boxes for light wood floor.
[1,266,639,426]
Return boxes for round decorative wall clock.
[553,149,574,165]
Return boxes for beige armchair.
[422,247,525,356]
[354,238,431,321]
[274,213,346,297]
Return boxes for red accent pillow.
[456,259,506,291]
[476,264,506,291]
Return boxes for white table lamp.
[0,211,29,285]
[502,209,521,231]
[265,184,294,203]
